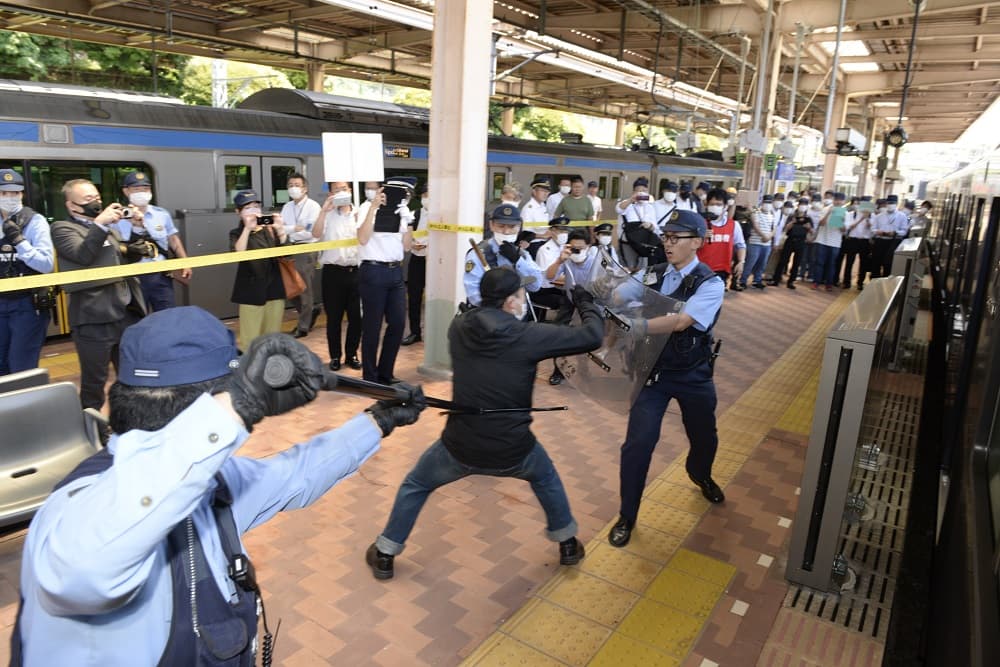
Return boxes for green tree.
[180,57,295,107]
[0,30,188,98]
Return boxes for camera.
[636,193,650,202]
[258,215,274,225]
[120,207,137,218]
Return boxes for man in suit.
[51,179,147,410]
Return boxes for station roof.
[2,0,998,143]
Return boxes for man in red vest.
[697,188,746,286]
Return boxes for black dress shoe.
[346,356,362,370]
[558,537,585,565]
[365,543,394,580]
[732,283,745,292]
[787,282,796,290]
[548,369,564,386]
[608,517,634,548]
[329,359,341,371]
[401,333,421,346]
[293,329,308,339]
[688,474,725,504]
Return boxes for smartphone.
[636,193,650,202]
[258,215,274,225]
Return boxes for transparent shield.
[557,248,685,411]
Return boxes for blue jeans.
[376,440,578,555]
[740,243,772,286]
[812,243,840,286]
[0,296,49,375]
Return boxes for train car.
[0,80,742,327]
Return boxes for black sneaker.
[559,537,585,565]
[688,474,725,504]
[548,369,565,386]
[608,517,634,548]
[365,543,394,580]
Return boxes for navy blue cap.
[234,190,261,208]
[662,209,707,238]
[662,181,678,192]
[761,194,774,202]
[480,267,534,301]
[696,181,711,192]
[490,204,521,223]
[122,171,150,188]
[587,180,598,188]
[633,177,649,189]
[118,306,238,387]
[773,192,785,200]
[799,198,810,205]
[531,178,551,190]
[594,222,613,234]
[386,176,417,190]
[549,214,571,228]
[0,169,24,192]
[886,194,899,203]
[679,182,692,192]
[834,192,847,200]
[811,193,822,202]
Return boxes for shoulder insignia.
[465,260,474,273]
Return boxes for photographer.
[0,168,54,376]
[229,190,287,351]
[51,178,147,410]
[13,306,426,665]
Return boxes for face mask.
[332,194,352,207]
[761,203,773,212]
[662,192,676,202]
[784,206,794,214]
[699,193,707,201]
[0,197,21,215]
[823,198,832,206]
[365,188,378,201]
[811,202,822,210]
[887,205,897,213]
[559,185,571,195]
[706,204,724,217]
[494,232,518,244]
[242,206,262,217]
[726,199,735,207]
[877,207,886,214]
[79,200,103,219]
[517,299,528,320]
[287,187,303,200]
[128,191,153,207]
[798,205,808,214]
[556,232,568,245]
[421,196,429,208]
[598,234,612,246]
[569,249,588,263]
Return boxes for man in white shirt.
[653,181,679,236]
[739,194,776,289]
[546,177,572,218]
[280,173,322,338]
[587,180,603,222]
[615,176,659,269]
[842,196,873,290]
[674,182,699,212]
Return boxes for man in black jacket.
[366,267,604,579]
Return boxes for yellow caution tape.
[426,222,485,234]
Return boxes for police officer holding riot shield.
[609,209,726,549]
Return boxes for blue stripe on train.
[0,121,40,142]
[72,126,324,154]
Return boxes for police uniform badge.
[669,210,680,223]
[136,173,145,181]
[2,173,12,184]
[502,206,513,218]
[465,260,474,273]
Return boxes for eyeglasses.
[661,234,698,244]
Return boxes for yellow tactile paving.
[460,291,856,667]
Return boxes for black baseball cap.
[480,267,535,301]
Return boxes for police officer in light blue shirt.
[607,209,726,550]
[115,171,190,311]
[464,204,544,306]
[0,168,54,375]
[13,306,426,666]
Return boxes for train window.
[598,176,607,199]
[610,176,621,200]
[269,164,297,206]
[492,172,506,201]
[224,164,254,209]
[27,161,153,222]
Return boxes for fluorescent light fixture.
[872,101,900,107]
[319,0,434,31]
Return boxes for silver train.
[0,80,742,330]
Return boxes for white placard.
[322,133,385,183]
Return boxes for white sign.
[322,133,385,183]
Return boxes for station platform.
[0,285,891,666]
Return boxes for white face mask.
[706,204,724,217]
[761,203,773,212]
[569,249,588,263]
[556,232,568,245]
[877,207,886,214]
[128,191,153,207]
[811,202,823,210]
[494,232,518,244]
[559,185,571,195]
[0,196,21,215]
[887,205,897,213]
[365,188,378,201]
[598,234,612,246]
[243,206,262,217]
[798,205,808,214]
[822,198,832,206]
[287,186,303,200]
[699,193,707,201]
[662,192,676,202]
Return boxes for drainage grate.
[785,384,923,643]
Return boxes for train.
[0,79,742,329]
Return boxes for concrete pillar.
[762,22,784,139]
[501,105,515,136]
[421,0,493,375]
[820,93,847,193]
[858,113,876,195]
[615,117,625,146]
[306,63,325,91]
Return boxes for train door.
[217,156,301,211]
[597,171,622,223]
[488,166,513,204]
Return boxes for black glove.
[227,333,325,431]
[2,219,24,247]
[122,239,155,262]
[498,241,521,265]
[571,285,595,306]
[365,382,427,437]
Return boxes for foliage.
[392,88,432,108]
[180,57,295,107]
[0,30,188,98]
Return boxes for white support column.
[501,106,515,135]
[615,117,625,147]
[421,0,493,376]
[820,93,847,193]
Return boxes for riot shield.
[556,248,685,412]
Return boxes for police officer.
[0,168,54,375]
[366,268,603,580]
[13,306,425,666]
[464,204,544,306]
[521,178,552,238]
[609,210,726,549]
[115,171,191,311]
[402,183,429,346]
[594,222,620,264]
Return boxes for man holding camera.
[229,190,287,351]
[115,171,191,311]
[51,178,147,410]
[12,306,426,665]
[0,168,54,376]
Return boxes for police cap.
[549,214,571,228]
[122,171,150,188]
[490,204,521,224]
[886,194,899,204]
[0,169,24,192]
[662,209,707,238]
[531,178,551,191]
[233,190,261,208]
[662,181,678,192]
[594,222,613,234]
